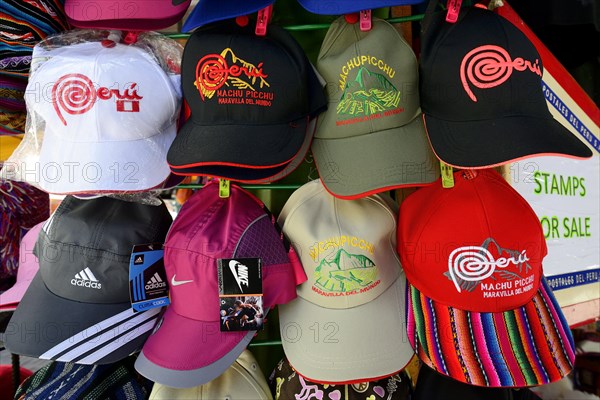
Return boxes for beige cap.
[277,179,413,383]
[149,350,273,400]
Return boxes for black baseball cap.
[413,365,542,400]
[420,7,593,168]
[5,196,173,365]
[168,117,317,183]
[167,20,326,180]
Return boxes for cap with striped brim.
[407,278,574,387]
[5,195,173,365]
[398,169,575,387]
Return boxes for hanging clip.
[123,31,139,45]
[440,161,454,188]
[255,5,273,36]
[219,179,231,198]
[359,10,372,31]
[445,0,462,23]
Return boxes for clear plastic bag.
[1,30,183,203]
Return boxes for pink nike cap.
[135,180,306,388]
[0,221,44,312]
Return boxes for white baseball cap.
[277,179,413,383]
[26,41,181,194]
[149,350,273,400]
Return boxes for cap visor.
[5,272,161,364]
[407,278,575,388]
[182,0,273,32]
[312,115,438,199]
[38,121,175,194]
[297,0,424,15]
[279,274,412,383]
[0,280,32,308]
[424,114,593,168]
[167,117,307,170]
[170,117,316,183]
[135,307,254,388]
[66,0,190,30]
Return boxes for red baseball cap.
[398,169,575,387]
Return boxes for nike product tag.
[217,258,263,332]
[129,243,170,312]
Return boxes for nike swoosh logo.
[171,275,193,286]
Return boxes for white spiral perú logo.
[448,246,529,292]
[52,73,97,126]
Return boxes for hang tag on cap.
[217,258,264,332]
[440,161,454,188]
[129,244,170,312]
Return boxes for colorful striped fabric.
[1,0,69,77]
[406,278,575,388]
[0,75,26,111]
[0,109,26,135]
[0,180,49,287]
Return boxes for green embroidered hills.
[337,67,401,117]
[314,249,378,293]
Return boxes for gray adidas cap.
[312,17,439,199]
[5,196,173,365]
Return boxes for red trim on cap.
[288,359,406,385]
[422,115,592,170]
[312,151,435,200]
[170,158,307,184]
[169,155,294,170]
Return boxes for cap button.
[345,13,359,24]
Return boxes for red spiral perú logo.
[460,45,512,102]
[196,54,228,100]
[52,74,97,126]
[459,45,542,102]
